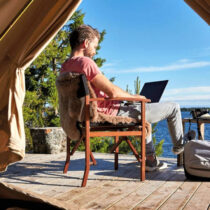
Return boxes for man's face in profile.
[84,37,99,58]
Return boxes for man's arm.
[91,74,146,99]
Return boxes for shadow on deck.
[0,152,209,210]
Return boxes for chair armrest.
[89,97,151,103]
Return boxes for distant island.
[181,107,210,112]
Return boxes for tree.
[126,84,132,94]
[152,123,164,156]
[134,76,141,94]
[23,10,106,150]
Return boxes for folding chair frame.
[63,96,150,187]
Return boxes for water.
[155,111,210,158]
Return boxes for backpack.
[183,140,210,180]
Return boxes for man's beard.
[84,49,93,58]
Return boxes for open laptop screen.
[140,80,168,103]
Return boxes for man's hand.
[134,94,147,100]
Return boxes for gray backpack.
[184,140,210,180]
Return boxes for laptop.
[140,80,168,103]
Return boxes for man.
[61,25,186,171]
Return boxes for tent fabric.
[0,181,68,209]
[0,0,81,172]
[184,0,210,25]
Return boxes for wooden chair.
[56,73,150,187]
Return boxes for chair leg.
[82,135,90,187]
[110,138,123,153]
[114,136,119,170]
[126,138,141,162]
[141,136,146,181]
[140,102,146,181]
[64,136,84,174]
[82,139,97,165]
[63,137,71,174]
[90,151,97,165]
[70,137,83,156]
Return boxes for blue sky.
[78,0,210,107]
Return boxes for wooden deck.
[0,152,209,210]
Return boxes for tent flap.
[184,0,210,25]
[0,0,81,171]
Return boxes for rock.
[30,127,67,154]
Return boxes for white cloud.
[121,61,210,73]
[102,60,210,73]
[162,86,210,107]
[176,59,191,63]
[101,62,116,68]
[162,96,210,107]
[163,95,210,101]
[178,101,210,107]
[165,86,210,96]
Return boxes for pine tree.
[126,84,132,94]
[134,76,141,94]
[23,10,106,150]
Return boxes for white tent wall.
[0,0,81,172]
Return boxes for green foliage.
[71,137,113,153]
[126,75,141,95]
[126,84,132,94]
[75,123,164,156]
[115,123,164,156]
[134,76,141,94]
[90,137,112,153]
[23,10,106,151]
[152,123,164,156]
[109,77,116,83]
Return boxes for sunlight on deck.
[1,152,209,210]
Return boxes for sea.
[155,111,210,158]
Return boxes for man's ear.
[84,39,89,48]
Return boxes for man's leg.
[117,101,184,152]
[117,101,183,170]
[117,102,155,156]
[145,102,184,153]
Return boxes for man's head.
[70,25,100,58]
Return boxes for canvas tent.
[0,0,81,172]
[0,0,209,173]
[184,0,210,25]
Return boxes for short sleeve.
[82,58,101,81]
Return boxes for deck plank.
[159,181,201,210]
[56,162,143,207]
[44,156,141,197]
[107,165,180,210]
[132,171,186,209]
[69,160,178,209]
[1,152,208,210]
[183,182,210,210]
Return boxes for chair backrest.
[56,72,141,141]
[56,72,88,141]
